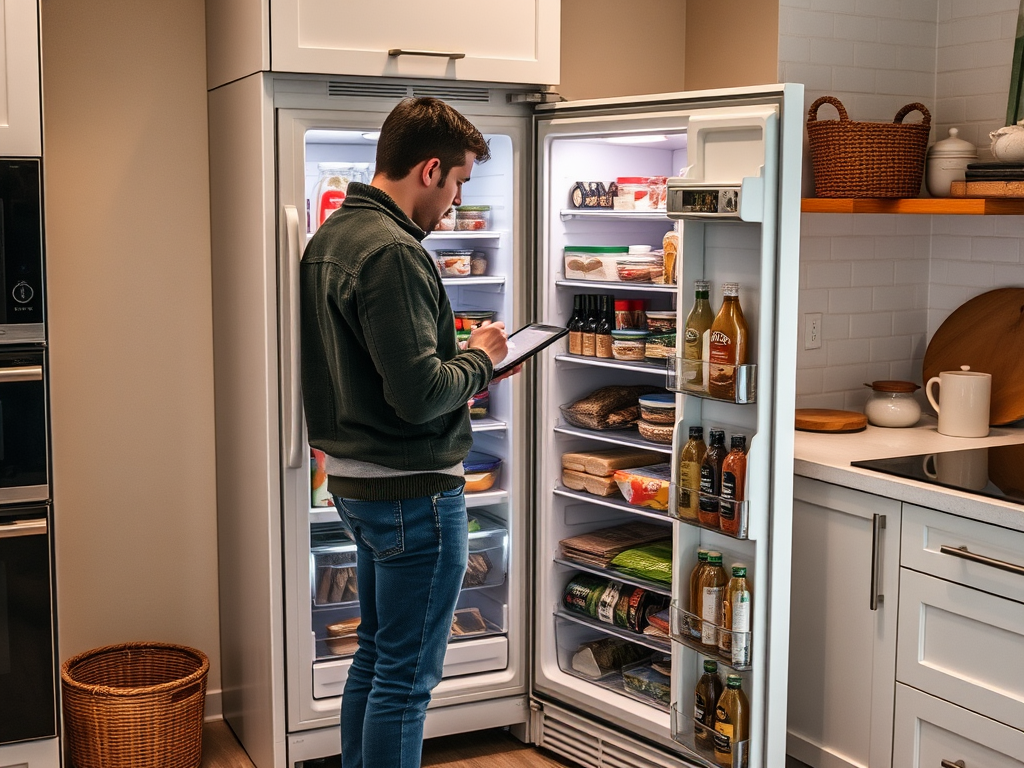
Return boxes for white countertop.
[793,415,1024,532]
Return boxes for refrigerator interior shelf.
[470,416,507,432]
[552,424,673,456]
[555,279,678,294]
[310,507,341,525]
[466,489,508,508]
[672,491,750,540]
[424,230,505,242]
[559,209,670,222]
[553,486,673,523]
[553,557,672,598]
[555,353,672,378]
[561,664,670,713]
[554,608,671,655]
[667,601,752,671]
[441,276,506,288]
[670,705,750,768]
[667,358,757,404]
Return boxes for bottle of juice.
[718,565,750,660]
[683,280,714,391]
[582,295,598,357]
[595,294,614,359]
[699,429,727,528]
[708,283,749,400]
[719,434,748,536]
[694,659,723,746]
[677,426,707,521]
[699,551,727,648]
[688,549,709,639]
[714,675,750,766]
[567,294,585,355]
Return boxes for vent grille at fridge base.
[327,81,410,100]
[537,705,684,768]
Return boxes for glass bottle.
[699,551,727,648]
[677,426,707,521]
[595,294,614,359]
[683,280,714,392]
[708,282,749,400]
[698,429,727,528]
[567,294,585,355]
[614,299,632,330]
[719,434,747,536]
[694,659,723,746]
[688,549,709,639]
[714,675,750,766]
[720,565,751,666]
[718,564,746,659]
[582,295,598,357]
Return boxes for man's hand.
[467,321,508,365]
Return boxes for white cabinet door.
[787,477,900,768]
[893,683,1024,768]
[269,0,560,85]
[0,0,41,156]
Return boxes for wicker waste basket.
[61,642,209,768]
[806,95,931,198]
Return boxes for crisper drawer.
[901,504,1024,601]
[893,683,1024,768]
[896,567,1024,730]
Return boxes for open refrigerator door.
[530,85,803,768]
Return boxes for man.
[300,97,509,768]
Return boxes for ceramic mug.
[922,449,989,491]
[925,366,991,438]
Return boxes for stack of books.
[950,163,1024,197]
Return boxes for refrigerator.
[208,72,803,768]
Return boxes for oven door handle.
[0,365,43,383]
[0,518,48,538]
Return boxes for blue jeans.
[332,487,468,768]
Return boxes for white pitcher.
[925,365,991,438]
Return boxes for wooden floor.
[202,720,574,768]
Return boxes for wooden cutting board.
[795,409,868,433]
[923,287,1024,425]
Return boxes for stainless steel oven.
[0,504,56,745]
[0,346,48,504]
[0,159,45,344]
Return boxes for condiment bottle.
[629,299,647,330]
[614,299,632,330]
[714,675,750,766]
[595,294,614,358]
[718,564,749,659]
[683,280,714,392]
[677,426,707,521]
[719,434,747,536]
[727,566,751,666]
[708,283,749,400]
[582,295,598,357]
[567,294,584,355]
[699,551,727,648]
[688,549,709,639]
[698,429,727,528]
[694,659,723,746]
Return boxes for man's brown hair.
[375,97,491,184]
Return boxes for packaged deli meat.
[560,385,663,430]
[559,521,670,567]
[613,463,674,511]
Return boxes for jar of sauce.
[864,380,921,427]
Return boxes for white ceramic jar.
[926,128,977,197]
[864,380,922,428]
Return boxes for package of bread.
[562,447,663,477]
[560,385,663,430]
[562,468,620,496]
[325,616,360,656]
[662,230,678,285]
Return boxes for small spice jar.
[611,330,648,361]
[864,380,922,428]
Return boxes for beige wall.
[685,0,779,91]
[41,0,221,695]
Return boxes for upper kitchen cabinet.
[206,0,560,90]
[0,0,42,156]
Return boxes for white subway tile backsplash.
[833,65,880,92]
[872,284,917,311]
[799,288,831,315]
[807,261,854,288]
[879,18,939,47]
[834,14,881,42]
[800,236,832,261]
[901,0,942,22]
[870,334,914,362]
[875,234,922,260]
[797,344,828,370]
[894,258,929,284]
[822,361,888,392]
[851,260,894,286]
[800,213,857,237]
[895,216,931,235]
[829,286,876,313]
[831,236,876,261]
[826,338,872,366]
[942,215,999,236]
[822,312,851,340]
[779,34,812,62]
[939,0,952,22]
[971,237,1020,262]
[946,259,995,286]
[854,0,901,19]
[897,45,938,73]
[809,37,855,65]
[972,37,1016,67]
[930,235,972,259]
[893,309,928,334]
[1000,8,1020,37]
[993,263,1024,285]
[965,91,1013,121]
[930,282,973,309]
[853,41,900,69]
[951,0,1017,18]
[850,311,894,338]
[937,43,974,72]
[783,62,834,91]
[796,367,825,396]
[993,217,1024,237]
[935,96,967,122]
[948,14,1005,44]
[783,7,838,38]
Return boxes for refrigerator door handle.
[869,513,886,611]
[283,204,303,469]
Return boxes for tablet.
[491,323,568,377]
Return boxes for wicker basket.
[61,642,209,768]
[806,96,931,198]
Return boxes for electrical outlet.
[805,313,822,350]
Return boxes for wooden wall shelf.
[801,197,1024,215]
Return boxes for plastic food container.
[644,333,676,361]
[616,255,664,283]
[637,419,674,444]
[469,390,489,419]
[470,253,488,275]
[564,246,629,282]
[613,463,673,510]
[611,330,648,361]
[453,310,496,331]
[645,311,676,334]
[436,208,457,231]
[638,393,676,424]
[455,205,491,231]
[614,177,652,210]
[436,249,473,277]
[463,451,501,493]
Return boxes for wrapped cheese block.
[613,463,673,510]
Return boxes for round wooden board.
[923,287,1024,426]
[795,408,868,433]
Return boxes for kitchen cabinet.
[206,0,560,90]
[0,0,42,156]
[787,477,900,768]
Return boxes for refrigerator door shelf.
[670,705,750,768]
[671,492,751,541]
[668,359,758,405]
[667,602,753,672]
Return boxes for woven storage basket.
[807,96,931,198]
[61,642,209,768]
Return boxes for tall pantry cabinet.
[0,0,42,156]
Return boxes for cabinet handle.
[870,513,886,611]
[940,760,965,768]
[939,545,1024,577]
[0,518,47,538]
[387,48,466,60]
[0,365,43,383]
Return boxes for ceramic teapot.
[990,119,1024,163]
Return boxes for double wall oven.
[0,157,58,766]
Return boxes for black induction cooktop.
[851,443,1024,506]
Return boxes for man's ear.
[421,158,442,187]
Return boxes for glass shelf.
[424,230,505,241]
[668,601,752,671]
[470,417,507,432]
[441,276,506,288]
[555,279,678,294]
[554,607,671,654]
[667,357,756,404]
[555,353,672,378]
[553,558,672,598]
[559,209,671,222]
[552,423,673,455]
[553,486,673,523]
